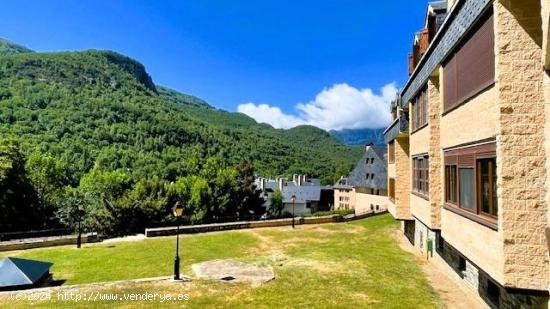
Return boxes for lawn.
[0,215,440,308]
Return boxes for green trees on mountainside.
[0,45,361,236]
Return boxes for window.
[444,142,497,225]
[478,158,497,217]
[388,141,395,163]
[445,165,457,203]
[459,168,475,211]
[389,178,395,201]
[443,9,495,112]
[412,155,429,196]
[411,85,428,132]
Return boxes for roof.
[344,146,388,189]
[282,186,321,204]
[0,257,52,288]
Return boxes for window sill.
[443,203,498,230]
[411,191,429,201]
[410,123,428,135]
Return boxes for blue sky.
[0,0,427,130]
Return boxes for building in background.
[334,144,388,214]
[384,0,550,307]
[255,175,332,216]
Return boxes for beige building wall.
[439,87,498,149]
[355,193,388,214]
[334,187,355,210]
[387,162,396,179]
[496,0,549,290]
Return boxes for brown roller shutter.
[456,13,495,104]
[443,56,457,110]
[458,153,475,168]
[443,9,494,112]
[445,154,457,165]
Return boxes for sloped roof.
[0,257,52,288]
[282,186,321,204]
[345,146,388,189]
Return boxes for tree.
[269,189,284,217]
[25,152,68,212]
[0,138,43,232]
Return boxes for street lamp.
[75,201,83,249]
[172,202,184,280]
[291,195,297,229]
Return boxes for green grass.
[0,215,440,308]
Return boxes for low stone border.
[0,233,99,252]
[145,211,387,237]
[0,275,187,297]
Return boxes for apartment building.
[334,144,388,214]
[384,0,550,307]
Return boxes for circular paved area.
[192,259,274,286]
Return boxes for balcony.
[383,114,409,144]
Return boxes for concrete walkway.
[395,231,486,309]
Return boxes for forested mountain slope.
[0,40,362,234]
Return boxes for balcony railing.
[383,114,409,144]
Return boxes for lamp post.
[172,202,184,280]
[75,201,83,249]
[291,195,297,229]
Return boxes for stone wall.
[428,76,442,229]
[0,233,99,252]
[394,136,412,219]
[145,212,387,237]
[495,0,549,291]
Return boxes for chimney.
[259,178,265,191]
[278,178,284,191]
[302,174,307,184]
[297,175,302,186]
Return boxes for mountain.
[329,128,386,146]
[0,38,33,55]
[0,41,362,186]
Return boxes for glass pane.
[459,168,475,210]
[480,160,490,214]
[492,160,498,215]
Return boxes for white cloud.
[237,83,397,131]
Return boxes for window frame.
[388,141,395,164]
[411,85,428,133]
[389,178,396,202]
[443,141,497,228]
[412,155,429,198]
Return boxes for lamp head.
[172,202,184,217]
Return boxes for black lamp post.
[291,195,297,229]
[172,202,184,280]
[76,201,83,249]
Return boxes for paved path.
[395,231,486,309]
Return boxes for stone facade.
[428,75,442,229]
[394,136,412,219]
[495,0,549,291]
